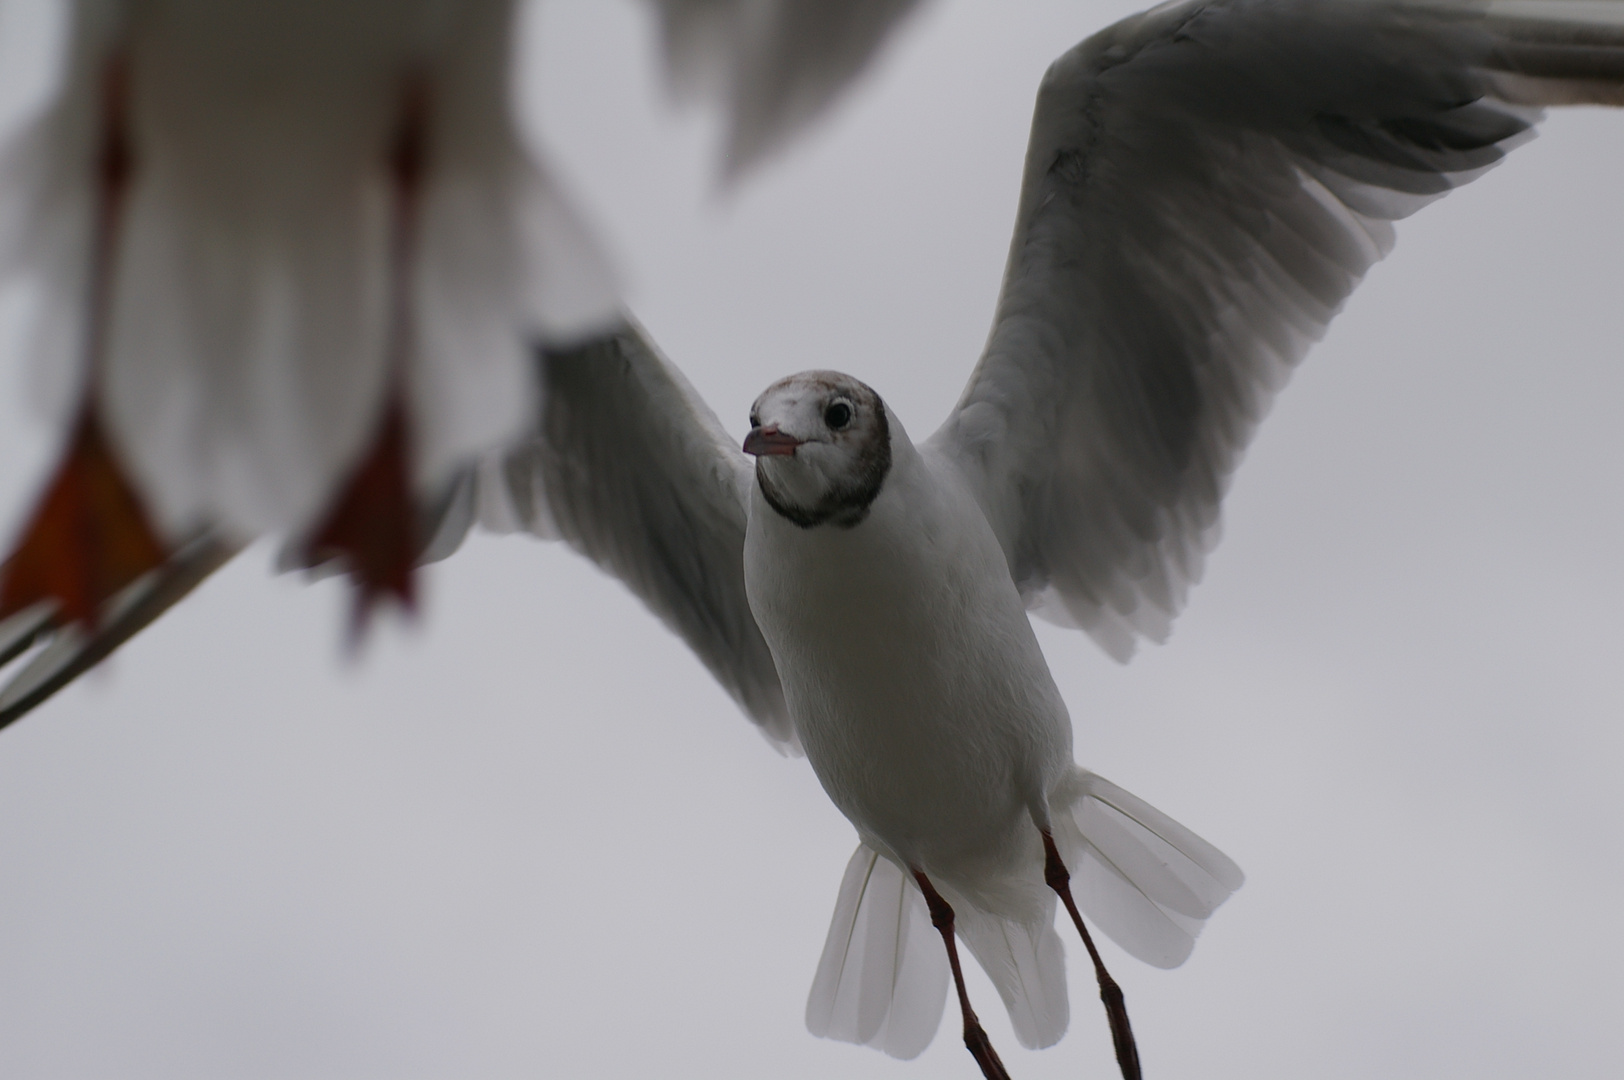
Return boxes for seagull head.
[743,371,892,529]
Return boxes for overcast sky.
[0,1,1621,1077]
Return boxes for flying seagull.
[4,0,1624,1074]
[465,1,1624,1076]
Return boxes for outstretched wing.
[478,322,795,750]
[927,0,1624,660]
[0,323,790,746]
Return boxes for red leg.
[912,870,1013,1080]
[296,75,429,634]
[299,393,417,639]
[0,52,168,631]
[1042,830,1141,1080]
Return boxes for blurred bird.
[0,0,618,633]
[0,0,925,673]
[5,0,1624,1074]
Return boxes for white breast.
[743,423,1072,887]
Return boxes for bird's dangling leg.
[0,51,169,633]
[912,870,1012,1080]
[299,73,428,640]
[1041,830,1141,1080]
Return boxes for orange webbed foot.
[300,395,419,640]
[0,409,169,630]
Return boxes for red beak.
[743,425,802,457]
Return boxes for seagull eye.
[824,400,853,430]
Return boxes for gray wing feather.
[486,322,795,750]
[929,0,1624,660]
[0,535,239,733]
[650,0,927,173]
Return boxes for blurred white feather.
[647,0,928,174]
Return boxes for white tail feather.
[953,903,1069,1049]
[808,778,1240,1058]
[805,844,948,1060]
[1051,769,1244,969]
[808,846,1070,1054]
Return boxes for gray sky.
[1,1,1621,1077]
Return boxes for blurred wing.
[0,535,239,733]
[928,0,1624,660]
[480,321,795,750]
[649,0,927,173]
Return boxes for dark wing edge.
[0,493,479,732]
[0,534,241,733]
[928,0,1624,661]
[472,321,797,752]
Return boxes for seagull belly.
[745,449,1072,888]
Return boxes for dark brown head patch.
[755,374,892,530]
